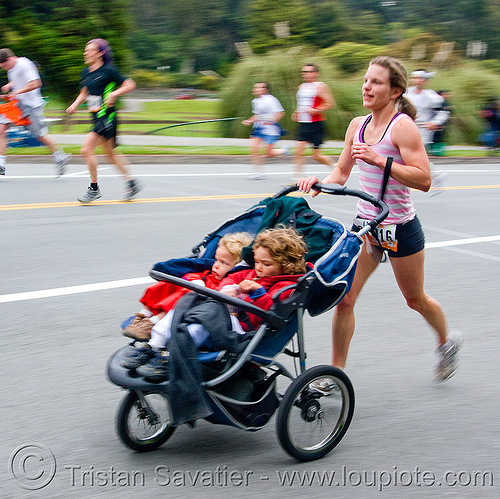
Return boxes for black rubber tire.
[116,390,175,452]
[276,365,355,461]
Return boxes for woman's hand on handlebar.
[298,176,321,197]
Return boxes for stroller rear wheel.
[116,390,175,452]
[276,365,354,461]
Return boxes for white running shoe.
[55,152,71,177]
[281,145,292,158]
[435,331,463,382]
[309,378,341,397]
[77,187,102,204]
[123,179,143,201]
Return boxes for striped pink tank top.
[354,112,416,224]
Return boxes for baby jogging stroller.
[0,98,41,148]
[107,183,389,461]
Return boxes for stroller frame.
[107,183,388,461]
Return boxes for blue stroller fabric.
[153,257,215,276]
[307,220,363,316]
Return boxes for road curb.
[4,154,499,165]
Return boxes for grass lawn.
[8,143,493,157]
[9,96,489,157]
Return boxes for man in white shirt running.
[242,81,290,180]
[0,48,71,177]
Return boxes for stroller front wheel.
[276,365,354,461]
[116,390,176,452]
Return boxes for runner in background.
[406,70,449,193]
[0,48,71,177]
[241,82,290,180]
[292,63,335,181]
[66,39,141,203]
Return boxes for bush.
[321,42,387,74]
[196,75,223,91]
[218,47,368,140]
[129,70,173,88]
[129,70,223,91]
[478,59,500,74]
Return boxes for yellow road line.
[0,193,277,211]
[0,185,499,211]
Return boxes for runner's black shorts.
[351,215,425,258]
[91,107,118,142]
[297,121,325,148]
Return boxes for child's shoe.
[123,313,153,341]
[121,344,155,370]
[136,352,170,383]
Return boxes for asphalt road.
[1,157,499,498]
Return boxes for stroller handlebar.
[149,270,287,330]
[274,183,389,233]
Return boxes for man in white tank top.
[291,64,335,180]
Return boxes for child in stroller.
[123,231,253,341]
[122,227,308,383]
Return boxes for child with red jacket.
[122,227,308,380]
[123,232,252,341]
[219,226,308,332]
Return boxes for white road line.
[442,247,500,262]
[0,277,153,304]
[1,234,499,305]
[3,167,500,180]
[4,171,300,179]
[426,235,500,247]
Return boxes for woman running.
[298,56,461,383]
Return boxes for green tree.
[247,0,315,53]
[321,42,387,73]
[128,0,250,73]
[0,1,132,102]
[301,0,351,48]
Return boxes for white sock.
[148,331,167,351]
[149,315,161,324]
[151,310,174,345]
[139,308,153,318]
[0,155,5,167]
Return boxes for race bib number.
[87,95,102,112]
[355,218,398,251]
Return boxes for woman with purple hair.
[66,39,142,203]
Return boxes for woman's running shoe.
[436,331,463,381]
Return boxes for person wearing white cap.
[406,69,449,193]
[406,70,449,147]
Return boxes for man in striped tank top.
[292,64,335,180]
[298,56,461,383]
